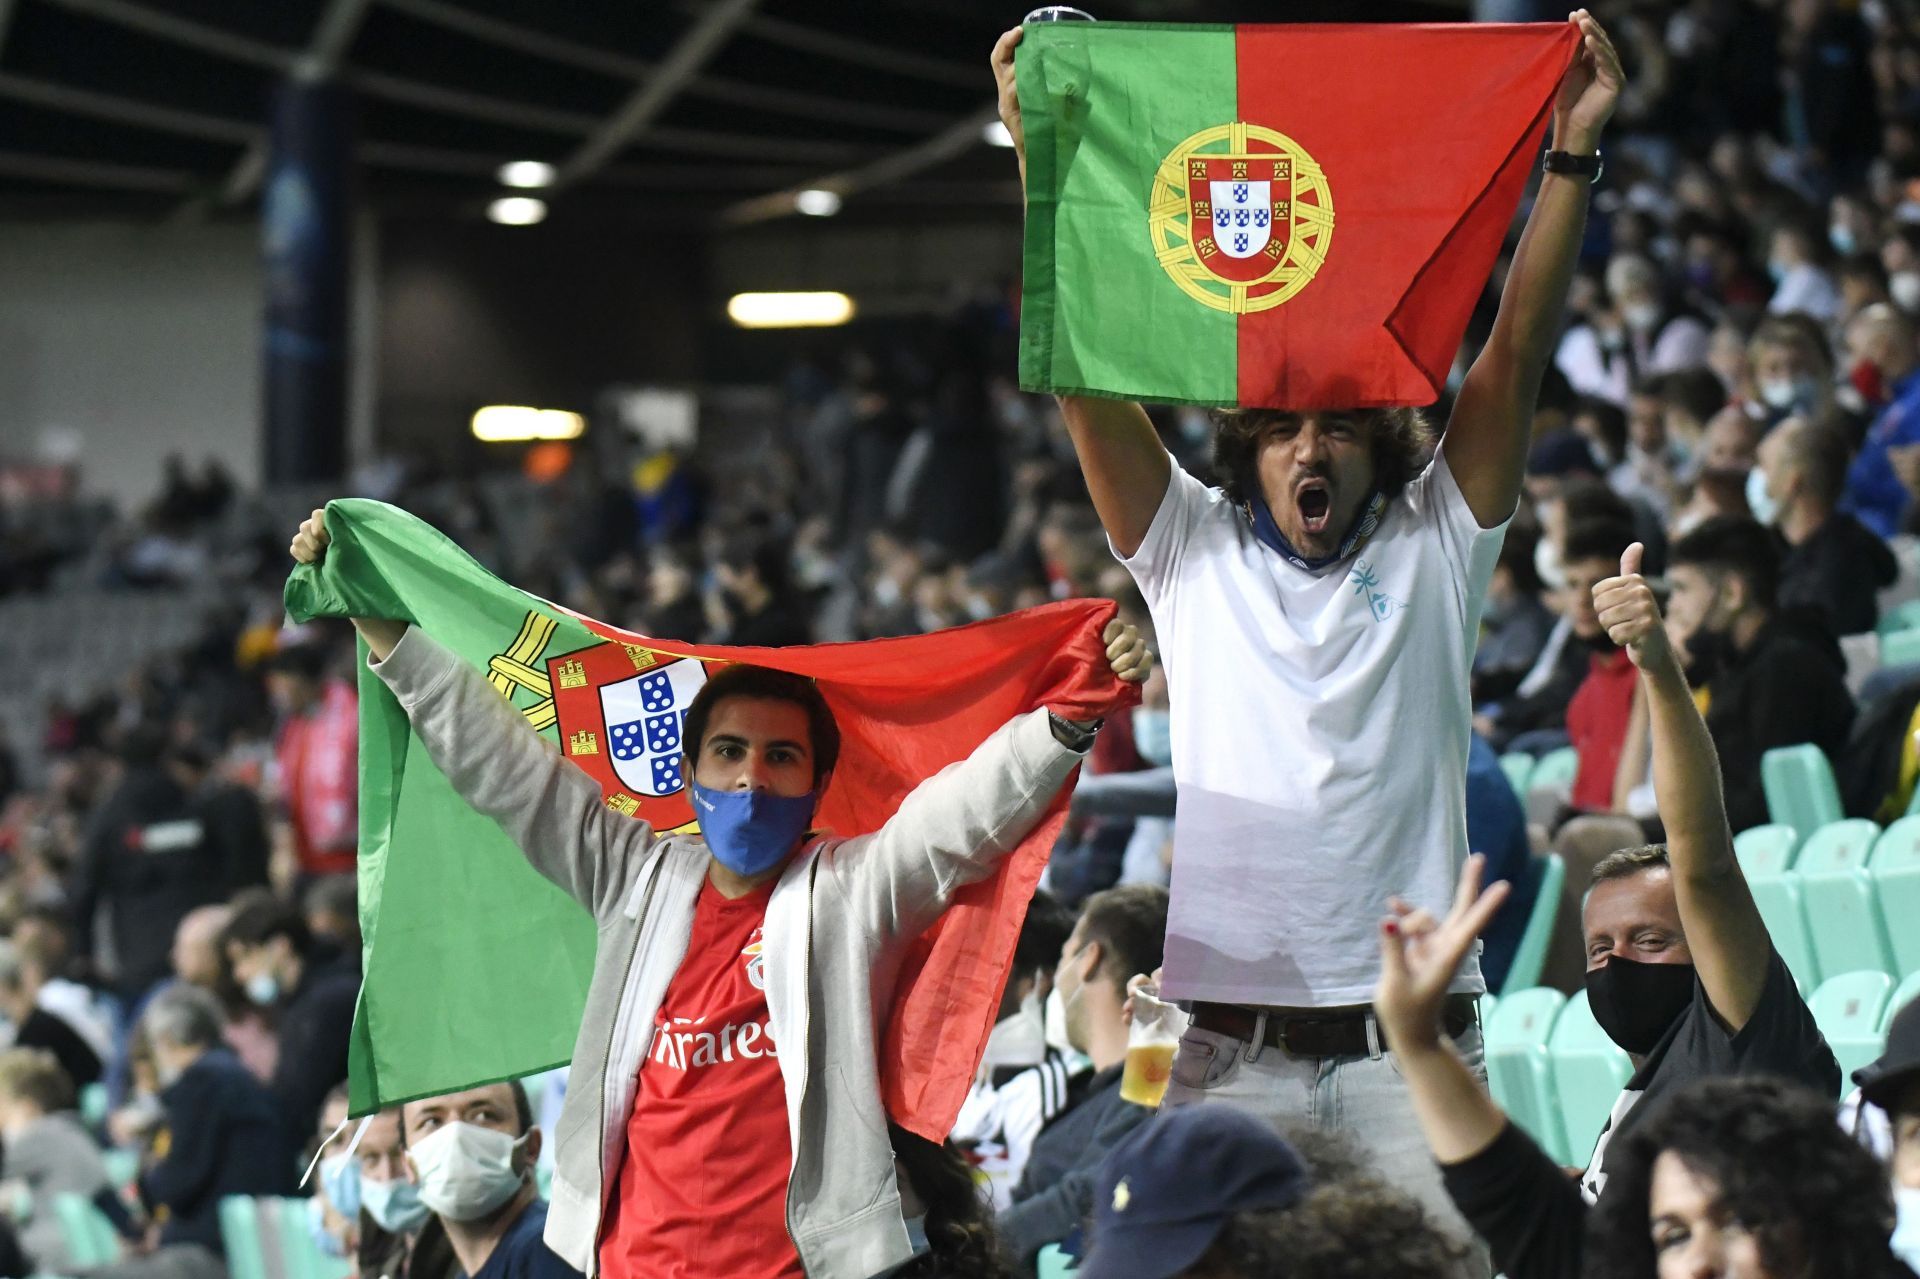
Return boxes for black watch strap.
[1543,149,1604,184]
[1047,711,1102,752]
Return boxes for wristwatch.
[1047,712,1103,752]
[1543,149,1604,184]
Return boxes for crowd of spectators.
[1,0,1919,1275]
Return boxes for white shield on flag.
[1208,179,1273,259]
[599,659,710,798]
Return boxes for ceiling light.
[471,406,586,442]
[726,292,855,329]
[497,160,556,189]
[487,196,547,226]
[983,121,1015,148]
[794,188,842,217]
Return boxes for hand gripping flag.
[284,500,1131,1139]
[1017,21,1580,409]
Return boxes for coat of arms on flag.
[1152,122,1333,315]
[549,642,715,833]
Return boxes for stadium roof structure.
[0,0,1464,225]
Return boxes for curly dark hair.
[1183,1172,1468,1279]
[1210,408,1438,507]
[1589,1076,1903,1279]
[887,1124,1012,1279]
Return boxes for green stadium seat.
[1499,853,1564,995]
[1886,970,1920,1034]
[1762,745,1844,835]
[1871,818,1920,978]
[1799,820,1896,979]
[1548,990,1633,1168]
[101,1149,138,1191]
[1809,971,1895,1097]
[78,1084,108,1131]
[1733,824,1801,878]
[220,1197,270,1279]
[268,1196,352,1279]
[1747,872,1819,996]
[1500,753,1535,802]
[51,1193,121,1267]
[1878,600,1920,638]
[1883,627,1920,670]
[1485,986,1567,1165]
[1037,1243,1080,1277]
[1527,747,1578,800]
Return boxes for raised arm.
[1593,543,1772,1031]
[992,26,1171,558]
[289,510,653,921]
[839,622,1152,938]
[1444,11,1622,529]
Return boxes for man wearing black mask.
[1576,542,1839,1202]
[1665,515,1855,833]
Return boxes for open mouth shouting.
[1295,479,1333,537]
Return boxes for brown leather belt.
[1188,994,1480,1058]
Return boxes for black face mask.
[1584,955,1697,1054]
[1685,628,1738,685]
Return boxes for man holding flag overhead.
[992,7,1623,1248]
[290,509,1151,1279]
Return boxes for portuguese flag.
[285,500,1127,1139]
[1017,22,1579,409]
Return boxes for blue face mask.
[361,1176,430,1236]
[306,1195,347,1259]
[1131,708,1172,768]
[691,783,815,877]
[319,1152,361,1222]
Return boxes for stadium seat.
[1527,746,1578,801]
[220,1197,270,1279]
[1761,745,1844,835]
[1485,986,1567,1165]
[1037,1244,1080,1277]
[1499,753,1535,802]
[1747,872,1819,996]
[1879,599,1920,638]
[1547,990,1633,1168]
[1871,818,1920,978]
[1798,820,1896,980]
[101,1148,138,1190]
[1499,853,1564,995]
[1881,626,1920,671]
[51,1193,121,1267]
[1733,824,1801,878]
[267,1197,352,1279]
[1886,970,1920,1033]
[78,1083,108,1130]
[1809,971,1896,1097]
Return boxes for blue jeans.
[1165,1014,1492,1277]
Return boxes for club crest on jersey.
[549,641,718,834]
[742,930,766,991]
[1150,121,1334,314]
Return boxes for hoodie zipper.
[587,855,666,1279]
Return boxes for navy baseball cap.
[1526,429,1602,478]
[1076,1106,1311,1279]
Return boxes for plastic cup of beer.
[1120,985,1181,1107]
[1023,6,1096,21]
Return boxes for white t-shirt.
[1121,448,1507,1007]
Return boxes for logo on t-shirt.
[1349,559,1404,622]
[741,929,766,991]
[648,1014,778,1071]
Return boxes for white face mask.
[980,986,1047,1074]
[406,1123,529,1223]
[1534,535,1567,593]
[1043,987,1075,1054]
[1745,467,1780,526]
[1894,1184,1920,1271]
[1894,271,1920,313]
[1622,300,1662,332]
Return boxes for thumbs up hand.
[1593,542,1674,674]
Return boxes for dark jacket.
[1698,614,1856,833]
[191,779,271,894]
[998,1065,1151,1275]
[141,1048,297,1252]
[70,767,223,1002]
[1778,514,1897,637]
[358,1210,457,1279]
[270,948,360,1139]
